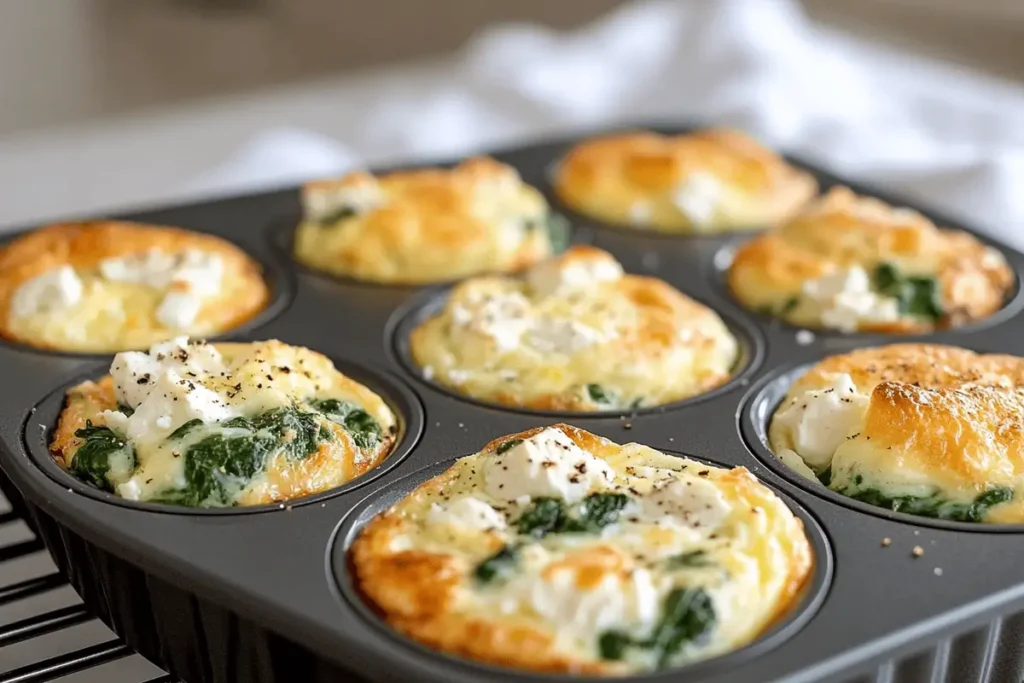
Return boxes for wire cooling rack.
[0,494,174,683]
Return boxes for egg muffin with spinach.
[408,245,738,411]
[294,157,568,284]
[729,188,1013,333]
[353,424,813,675]
[50,337,396,507]
[770,344,1024,523]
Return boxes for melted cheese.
[771,373,870,470]
[672,172,726,231]
[352,424,814,674]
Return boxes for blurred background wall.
[0,0,1021,137]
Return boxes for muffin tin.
[3,124,1024,683]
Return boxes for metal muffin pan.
[2,124,1024,683]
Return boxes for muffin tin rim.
[739,358,1024,534]
[384,281,765,420]
[20,354,425,516]
[328,448,835,682]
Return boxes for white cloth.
[1,0,1022,247]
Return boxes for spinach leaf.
[598,588,716,666]
[780,297,800,314]
[525,212,571,253]
[116,404,134,417]
[71,422,136,491]
[495,438,523,455]
[474,545,519,583]
[312,398,383,449]
[873,262,944,321]
[252,407,325,459]
[566,493,630,532]
[317,206,358,226]
[515,493,630,537]
[586,383,613,405]
[158,406,332,507]
[816,467,832,487]
[516,497,567,538]
[839,485,1013,523]
[169,418,203,440]
[667,550,712,569]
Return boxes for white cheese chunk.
[525,565,660,644]
[123,369,234,446]
[527,255,623,298]
[484,428,613,502]
[156,291,202,328]
[427,496,506,532]
[640,477,732,531]
[524,318,611,355]
[801,266,900,332]
[10,265,83,318]
[672,172,725,231]
[99,249,223,329]
[772,372,870,470]
[110,337,226,408]
[452,293,532,352]
[306,183,386,220]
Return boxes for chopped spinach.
[516,497,568,538]
[157,406,332,507]
[780,296,800,314]
[586,383,613,405]
[816,467,832,487]
[317,205,358,226]
[873,262,944,321]
[838,485,1013,523]
[116,404,135,417]
[474,545,519,583]
[312,398,383,449]
[525,212,571,253]
[169,418,203,440]
[568,493,630,532]
[667,550,712,569]
[598,588,716,666]
[495,438,523,455]
[515,493,630,537]
[71,422,136,491]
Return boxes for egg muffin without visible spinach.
[294,157,568,284]
[770,344,1024,523]
[50,338,396,507]
[353,424,813,675]
[408,246,739,411]
[553,129,817,234]
[0,221,269,353]
[728,188,1013,333]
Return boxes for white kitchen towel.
[1,0,1022,247]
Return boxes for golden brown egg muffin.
[50,338,397,507]
[769,344,1024,523]
[728,188,1013,333]
[553,129,817,233]
[293,156,566,284]
[352,424,813,675]
[408,245,739,411]
[0,221,269,353]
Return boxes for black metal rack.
[0,495,174,683]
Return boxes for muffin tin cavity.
[330,453,833,681]
[22,357,423,515]
[387,284,764,418]
[741,362,1024,533]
